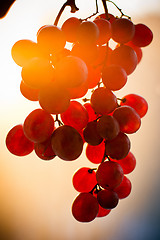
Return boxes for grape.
[21,57,55,89]
[60,101,89,131]
[93,45,112,67]
[114,175,132,199]
[113,105,141,134]
[6,124,34,156]
[61,17,81,42]
[90,87,118,115]
[93,18,111,45]
[37,25,66,54]
[54,56,88,88]
[51,125,83,161]
[11,39,42,67]
[71,42,99,64]
[20,80,39,101]
[97,189,119,209]
[111,18,135,44]
[34,137,56,160]
[102,64,127,91]
[72,192,99,222]
[86,141,106,164]
[96,161,124,189]
[120,93,148,118]
[110,45,138,75]
[83,121,103,146]
[97,206,111,217]
[68,80,88,99]
[77,21,99,45]
[39,82,70,114]
[72,167,97,192]
[132,23,153,47]
[86,64,101,89]
[95,13,116,23]
[23,109,55,143]
[83,103,98,122]
[111,152,136,174]
[125,41,143,64]
[105,132,131,160]
[97,115,120,140]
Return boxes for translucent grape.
[39,82,70,114]
[34,137,56,160]
[37,25,66,54]
[102,64,127,91]
[125,41,143,64]
[86,141,105,164]
[60,101,89,131]
[114,175,132,199]
[20,80,39,101]
[72,167,97,192]
[110,45,138,75]
[83,103,98,122]
[21,57,55,89]
[113,105,141,134]
[61,17,81,42]
[93,18,111,45]
[77,21,99,45]
[120,93,148,118]
[111,152,136,174]
[23,109,55,143]
[54,56,88,88]
[6,124,34,156]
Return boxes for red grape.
[113,105,141,134]
[111,152,136,174]
[96,161,124,189]
[83,103,98,122]
[72,167,97,192]
[125,41,143,63]
[132,23,153,47]
[105,132,131,160]
[120,93,148,118]
[61,17,81,42]
[97,115,120,140]
[60,101,89,131]
[114,175,132,199]
[34,137,56,160]
[20,80,39,101]
[94,18,111,45]
[110,45,138,75]
[102,64,127,91]
[86,141,105,164]
[6,124,34,156]
[83,121,103,146]
[72,192,99,222]
[77,21,99,45]
[23,109,55,143]
[51,125,83,161]
[111,18,135,44]
[91,87,118,115]
[97,189,119,209]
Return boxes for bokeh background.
[0,0,160,239]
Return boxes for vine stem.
[54,0,79,26]
[101,0,109,20]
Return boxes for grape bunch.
[5,1,153,223]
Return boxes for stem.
[106,0,131,19]
[54,0,79,26]
[101,0,109,20]
[81,0,99,21]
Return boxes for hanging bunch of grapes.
[5,0,153,222]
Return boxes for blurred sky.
[0,1,160,240]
